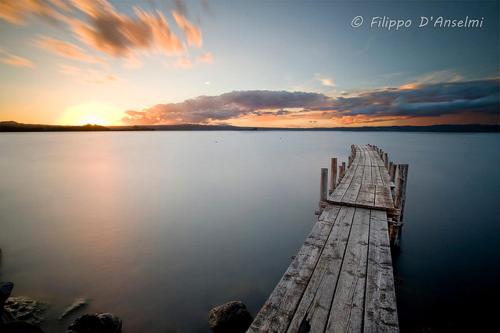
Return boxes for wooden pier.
[248,145,408,333]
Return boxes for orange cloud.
[35,36,101,63]
[0,0,66,25]
[172,10,203,48]
[198,52,214,64]
[0,0,208,70]
[174,57,193,69]
[68,4,184,58]
[0,49,35,68]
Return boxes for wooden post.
[341,162,346,178]
[390,164,409,247]
[329,158,337,193]
[395,164,409,221]
[320,168,328,203]
[348,155,352,167]
[383,153,388,168]
[338,164,344,182]
[390,163,396,182]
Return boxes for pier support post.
[330,158,337,194]
[390,164,409,247]
[390,163,396,182]
[320,168,328,203]
[394,164,409,221]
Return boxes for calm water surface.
[0,131,499,332]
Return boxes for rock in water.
[3,296,48,326]
[67,313,122,333]
[1,281,14,318]
[60,298,87,320]
[208,301,253,333]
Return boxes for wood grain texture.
[364,210,399,333]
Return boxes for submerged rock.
[1,281,14,317]
[208,301,253,333]
[60,298,87,320]
[3,296,48,326]
[67,313,122,333]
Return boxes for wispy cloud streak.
[0,49,35,68]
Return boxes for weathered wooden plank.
[286,207,357,333]
[375,185,394,209]
[342,163,365,204]
[329,164,358,202]
[248,206,342,332]
[357,164,375,206]
[379,166,391,186]
[371,165,384,187]
[357,183,376,207]
[325,208,370,333]
[364,210,399,333]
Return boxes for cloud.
[59,64,117,84]
[67,3,184,58]
[173,0,188,16]
[174,56,193,69]
[0,0,65,25]
[0,0,208,68]
[122,79,499,125]
[320,78,335,87]
[122,90,332,124]
[172,10,203,48]
[198,51,213,63]
[35,36,101,63]
[325,79,499,118]
[0,49,35,68]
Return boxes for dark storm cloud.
[122,79,499,125]
[122,90,330,124]
[322,79,499,118]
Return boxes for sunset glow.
[0,0,498,127]
[58,102,123,126]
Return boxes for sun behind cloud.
[58,102,123,126]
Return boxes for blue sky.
[0,0,498,126]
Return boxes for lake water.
[0,131,499,332]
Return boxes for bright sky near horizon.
[0,0,498,127]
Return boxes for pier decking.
[248,145,408,333]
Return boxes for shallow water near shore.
[0,131,499,332]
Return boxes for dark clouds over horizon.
[122,78,499,125]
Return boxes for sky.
[0,0,498,127]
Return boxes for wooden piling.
[390,163,396,182]
[330,158,337,193]
[394,164,409,221]
[320,168,328,203]
[390,164,409,246]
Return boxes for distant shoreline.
[0,121,498,133]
